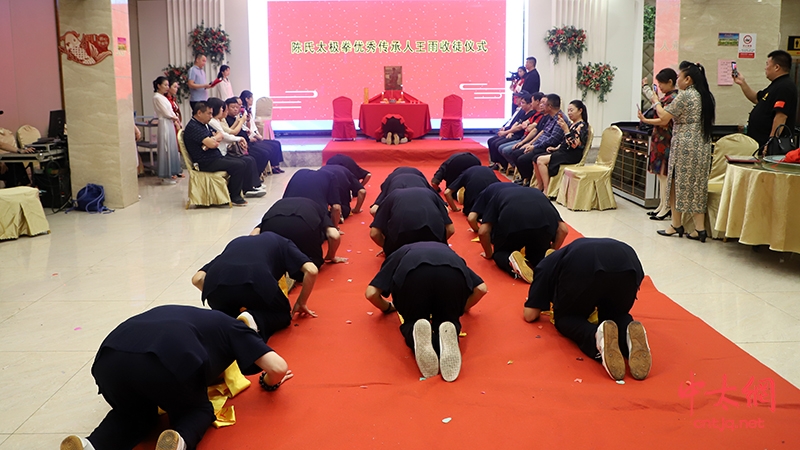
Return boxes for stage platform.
[322,137,489,165]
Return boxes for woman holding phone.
[640,68,679,220]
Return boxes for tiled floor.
[1,141,798,448]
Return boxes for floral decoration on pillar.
[576,62,617,103]
[544,26,587,64]
[59,31,113,66]
[189,22,231,66]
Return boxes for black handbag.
[637,105,657,132]
[760,124,795,157]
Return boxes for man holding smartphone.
[733,50,798,150]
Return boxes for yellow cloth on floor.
[157,362,250,428]
[279,274,289,297]
[543,304,598,325]
[0,186,50,240]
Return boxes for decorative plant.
[643,4,656,42]
[189,22,231,66]
[544,25,587,64]
[576,62,617,103]
[163,62,193,103]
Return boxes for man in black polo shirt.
[430,152,481,192]
[370,167,436,215]
[193,232,319,339]
[444,165,500,214]
[523,238,651,382]
[487,92,536,170]
[521,56,541,94]
[466,181,523,231]
[369,187,455,257]
[319,163,366,220]
[253,197,345,268]
[326,154,371,185]
[477,186,568,282]
[283,169,343,226]
[365,242,488,381]
[60,305,291,450]
[182,102,250,206]
[734,50,798,150]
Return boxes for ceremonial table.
[358,91,432,139]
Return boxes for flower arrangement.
[544,26,587,64]
[576,62,617,103]
[189,22,231,66]
[163,62,193,103]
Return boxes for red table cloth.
[358,91,432,139]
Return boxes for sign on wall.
[788,36,800,57]
[58,31,112,66]
[738,33,756,59]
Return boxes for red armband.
[774,101,786,109]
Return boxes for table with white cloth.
[715,163,800,253]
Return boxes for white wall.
[135,0,169,117]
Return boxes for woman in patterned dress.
[639,62,716,242]
[640,68,678,220]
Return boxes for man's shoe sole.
[627,321,652,380]
[439,322,461,382]
[60,436,83,450]
[509,251,533,283]
[599,320,626,381]
[156,430,183,450]
[413,319,439,378]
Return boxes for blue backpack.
[69,183,113,213]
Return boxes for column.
[58,0,139,208]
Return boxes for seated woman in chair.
[534,100,589,194]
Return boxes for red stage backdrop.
[266,0,507,120]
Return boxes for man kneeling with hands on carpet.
[522,238,652,381]
[365,242,488,381]
[60,305,292,450]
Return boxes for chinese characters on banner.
[679,373,776,416]
[290,39,489,55]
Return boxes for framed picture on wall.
[384,66,402,90]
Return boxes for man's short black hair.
[518,92,533,104]
[526,56,537,66]
[768,50,792,72]
[225,97,240,106]
[192,101,209,115]
[545,93,561,109]
[532,92,545,101]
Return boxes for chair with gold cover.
[177,130,231,209]
[556,126,623,211]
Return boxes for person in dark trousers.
[523,238,652,382]
[477,186,568,283]
[283,168,343,226]
[430,152,481,192]
[59,305,292,450]
[192,232,319,341]
[224,97,282,175]
[521,56,541,95]
[253,197,345,268]
[319,163,366,220]
[443,165,500,214]
[326,153,372,185]
[182,102,249,206]
[488,92,536,170]
[466,182,523,231]
[370,187,455,257]
[370,167,437,215]
[734,50,798,151]
[365,242,488,381]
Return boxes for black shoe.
[687,229,707,243]
[657,225,684,237]
[646,210,658,216]
[649,211,671,221]
[272,167,284,174]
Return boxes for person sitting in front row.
[523,238,652,382]
[365,242,488,382]
[182,101,250,206]
[533,99,590,193]
[59,305,292,450]
[192,231,319,341]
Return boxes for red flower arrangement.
[189,22,231,66]
[545,26,587,64]
[576,62,617,103]
[162,62,193,103]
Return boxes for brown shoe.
[596,320,625,381]
[60,436,84,450]
[156,430,186,450]
[627,321,652,380]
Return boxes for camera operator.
[733,50,798,151]
[508,66,526,115]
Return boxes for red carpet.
[140,166,800,450]
[322,138,489,165]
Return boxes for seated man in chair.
[183,102,250,206]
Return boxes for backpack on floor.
[68,183,113,214]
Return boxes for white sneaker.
[244,190,266,198]
[596,320,625,381]
[60,436,94,450]
[413,319,439,378]
[156,429,186,450]
[438,322,462,382]
[161,179,177,185]
[626,321,652,380]
[237,311,259,332]
[509,251,533,283]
